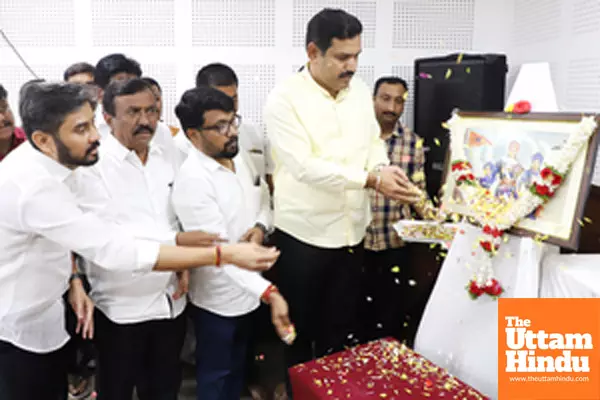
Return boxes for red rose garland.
[455,161,567,300]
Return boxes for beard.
[54,136,100,167]
[215,137,239,159]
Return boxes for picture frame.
[440,111,600,249]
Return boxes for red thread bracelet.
[261,284,279,303]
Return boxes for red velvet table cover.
[289,338,489,399]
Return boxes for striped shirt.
[365,123,426,251]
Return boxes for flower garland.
[446,115,597,300]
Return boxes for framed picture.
[440,111,600,249]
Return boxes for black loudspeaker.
[414,53,507,200]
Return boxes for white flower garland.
[446,115,597,299]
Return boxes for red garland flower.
[482,225,503,238]
[479,240,499,253]
[551,174,563,186]
[512,100,532,114]
[456,173,475,185]
[540,168,552,180]
[484,278,504,297]
[467,280,485,299]
[535,184,550,197]
[451,161,472,172]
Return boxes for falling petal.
[391,265,400,273]
[578,219,585,227]
[415,138,424,149]
[434,138,441,146]
[441,122,450,130]
[408,279,417,286]
[366,296,373,302]
[348,248,354,253]
[403,91,409,101]
[584,217,592,223]
[403,322,409,327]
[456,53,464,64]
[445,68,452,79]
[377,323,383,328]
[395,278,400,284]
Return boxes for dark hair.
[63,62,96,81]
[19,82,96,142]
[102,78,153,116]
[195,63,238,88]
[175,86,234,134]
[305,8,362,53]
[94,54,142,89]
[0,84,6,101]
[373,76,409,96]
[141,77,161,93]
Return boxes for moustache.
[133,125,154,136]
[85,141,100,155]
[383,111,398,118]
[339,71,355,79]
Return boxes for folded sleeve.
[19,179,159,273]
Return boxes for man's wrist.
[254,222,268,236]
[261,284,279,304]
[69,272,85,287]
[366,171,378,189]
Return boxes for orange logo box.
[498,298,600,400]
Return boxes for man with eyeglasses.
[74,78,225,399]
[172,86,293,400]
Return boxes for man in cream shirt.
[264,8,424,387]
[172,86,292,400]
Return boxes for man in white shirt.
[172,86,293,400]
[0,82,280,400]
[76,78,222,400]
[175,63,275,194]
[94,54,176,158]
[264,8,424,389]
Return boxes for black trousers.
[95,310,186,400]
[0,339,67,400]
[272,229,363,373]
[362,247,417,344]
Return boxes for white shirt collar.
[102,131,163,162]
[190,145,239,174]
[25,141,73,182]
[300,63,351,101]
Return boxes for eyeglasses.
[201,114,242,136]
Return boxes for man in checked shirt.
[363,76,437,347]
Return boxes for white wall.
[505,0,600,184]
[1,0,508,132]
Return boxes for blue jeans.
[191,305,254,400]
